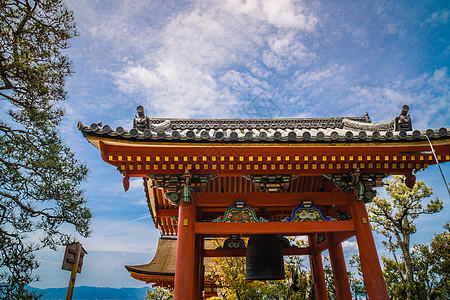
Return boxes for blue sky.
[28,0,449,289]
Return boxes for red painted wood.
[96,140,450,176]
[174,200,197,299]
[193,235,204,300]
[314,239,329,255]
[196,192,348,207]
[308,235,328,300]
[347,193,389,300]
[326,233,352,300]
[98,140,450,160]
[194,220,354,236]
[332,231,356,246]
[202,247,311,257]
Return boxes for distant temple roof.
[125,237,177,278]
[78,105,449,143]
[125,236,217,295]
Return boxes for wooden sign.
[62,242,87,300]
[62,242,87,273]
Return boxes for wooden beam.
[194,220,354,237]
[196,192,348,207]
[174,201,197,299]
[333,231,356,245]
[203,247,311,257]
[203,249,246,257]
[326,233,352,299]
[155,209,178,217]
[283,247,311,256]
[327,205,350,218]
[93,138,450,176]
[309,234,328,300]
[96,138,450,159]
[313,231,356,255]
[348,193,389,299]
[314,240,329,255]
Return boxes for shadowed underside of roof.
[145,175,331,236]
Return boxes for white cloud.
[295,65,344,87]
[342,240,358,251]
[82,217,159,253]
[262,31,313,71]
[348,67,450,128]
[426,9,449,25]
[129,178,145,191]
[224,0,317,30]
[111,0,317,118]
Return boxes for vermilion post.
[326,233,352,299]
[308,234,328,300]
[193,235,204,300]
[347,193,389,299]
[174,199,197,299]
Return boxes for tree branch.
[0,190,62,220]
[0,91,21,105]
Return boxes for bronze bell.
[246,234,285,280]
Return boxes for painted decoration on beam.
[213,204,268,223]
[151,172,217,205]
[243,174,299,193]
[164,192,181,205]
[149,173,217,191]
[217,235,246,249]
[324,168,382,203]
[283,205,335,222]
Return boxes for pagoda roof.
[125,236,215,280]
[78,105,450,144]
[125,236,177,277]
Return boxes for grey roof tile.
[77,105,449,143]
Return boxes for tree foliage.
[208,238,313,300]
[348,254,367,299]
[411,223,450,300]
[209,255,267,300]
[145,287,173,300]
[369,176,444,299]
[0,0,91,298]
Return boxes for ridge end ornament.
[133,106,151,132]
[395,104,412,131]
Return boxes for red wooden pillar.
[193,235,204,300]
[326,233,352,300]
[308,234,328,300]
[174,199,197,300]
[347,192,389,299]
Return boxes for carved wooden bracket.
[243,174,299,192]
[148,172,216,205]
[324,169,384,202]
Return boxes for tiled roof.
[125,237,215,276]
[78,105,450,143]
